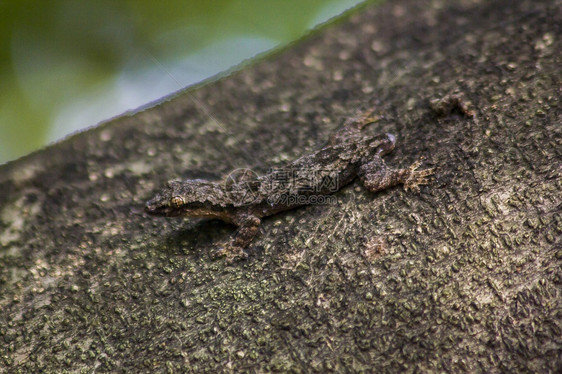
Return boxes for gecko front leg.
[213,213,261,263]
[359,156,434,193]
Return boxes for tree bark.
[1,0,561,372]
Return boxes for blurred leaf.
[0,0,367,164]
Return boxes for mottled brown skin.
[145,111,434,261]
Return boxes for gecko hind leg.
[329,109,380,144]
[359,156,434,194]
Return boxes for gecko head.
[145,179,223,217]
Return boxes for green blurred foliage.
[0,0,366,164]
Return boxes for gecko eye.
[170,196,185,208]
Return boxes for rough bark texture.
[1,0,561,372]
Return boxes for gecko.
[145,111,434,262]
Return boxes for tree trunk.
[1,0,560,372]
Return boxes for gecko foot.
[430,94,474,118]
[402,159,435,193]
[212,244,249,264]
[354,109,379,130]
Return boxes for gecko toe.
[212,244,248,263]
[403,162,435,193]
